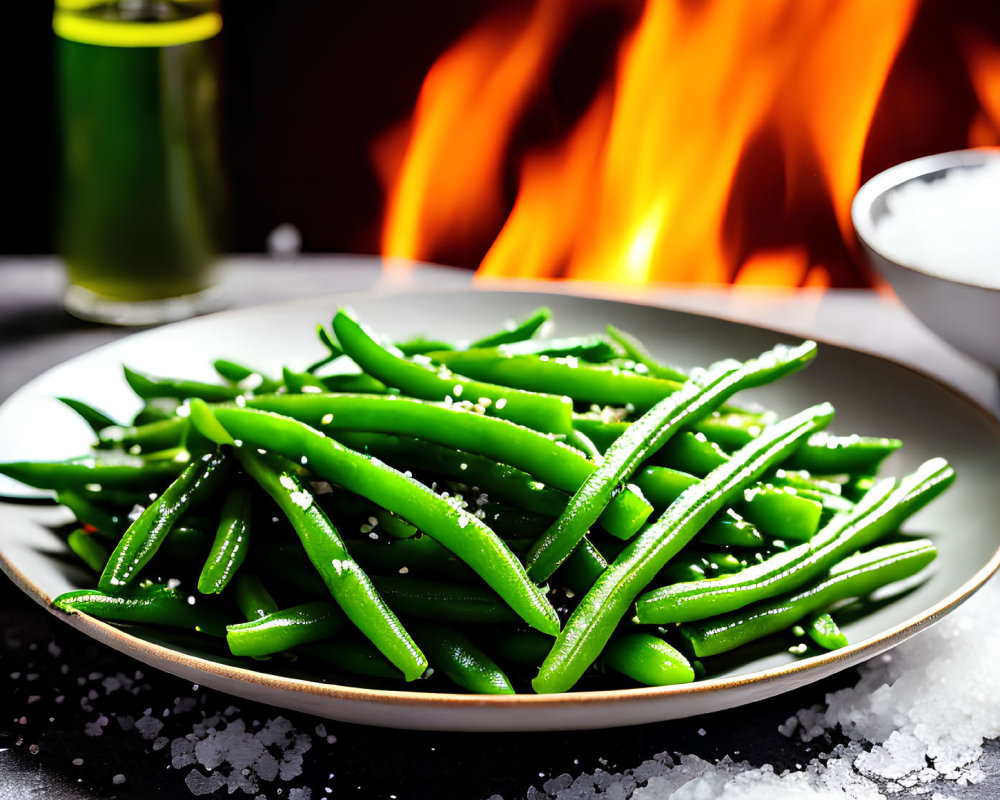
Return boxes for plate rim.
[2,284,999,729]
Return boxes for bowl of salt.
[852,148,1000,372]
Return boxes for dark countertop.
[1,256,997,800]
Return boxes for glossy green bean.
[332,431,568,518]
[0,455,185,492]
[57,396,120,434]
[213,359,283,393]
[469,307,551,348]
[807,612,848,650]
[197,484,252,594]
[226,600,347,657]
[305,324,346,373]
[99,451,229,591]
[526,341,817,582]
[300,636,403,679]
[681,538,936,657]
[738,484,824,542]
[332,309,573,434]
[98,416,189,453]
[190,403,561,637]
[695,510,764,548]
[532,402,833,693]
[484,333,620,361]
[371,576,518,624]
[605,325,688,381]
[56,489,128,538]
[410,622,515,694]
[234,447,427,680]
[602,632,695,686]
[634,457,953,623]
[54,583,229,636]
[425,349,682,413]
[124,366,242,402]
[233,573,279,620]
[242,393,652,538]
[785,432,902,474]
[655,431,730,476]
[67,528,110,573]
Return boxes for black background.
[3,0,1000,277]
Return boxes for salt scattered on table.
[874,156,1000,287]
[521,574,1000,798]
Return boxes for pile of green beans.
[1,307,952,695]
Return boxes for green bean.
[695,510,764,548]
[332,431,569,518]
[634,458,953,624]
[553,539,610,596]
[425,349,683,413]
[571,415,628,453]
[526,341,817,581]
[469,307,551,348]
[371,576,518,624]
[605,325,688,381]
[226,600,347,658]
[158,524,213,561]
[67,529,110,573]
[631,465,697,506]
[98,452,229,591]
[488,629,553,666]
[0,455,186,493]
[282,366,328,394]
[659,551,746,585]
[410,622,515,694]
[332,309,573,434]
[738,484,823,542]
[198,484,252,595]
[98,416,189,453]
[346,535,473,581]
[477,333,620,361]
[807,612,848,650]
[300,636,403,679]
[318,373,389,394]
[234,447,427,680]
[602,632,695,686]
[213,360,283,393]
[305,325,345,373]
[395,337,455,357]
[233,573,279,620]
[131,398,181,426]
[56,396,120,435]
[54,583,229,636]
[243,393,652,539]
[786,432,903,475]
[681,538,936,657]
[56,489,128,538]
[565,428,603,462]
[655,431,730,476]
[123,366,242,403]
[532,402,833,693]
[190,402,562,637]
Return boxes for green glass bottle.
[55,0,226,324]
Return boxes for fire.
[966,37,1000,146]
[377,0,983,286]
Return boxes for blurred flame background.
[3,0,999,287]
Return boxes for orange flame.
[966,36,1000,146]
[379,0,923,285]
[378,0,572,262]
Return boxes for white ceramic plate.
[1,288,998,731]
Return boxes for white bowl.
[852,148,1000,372]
